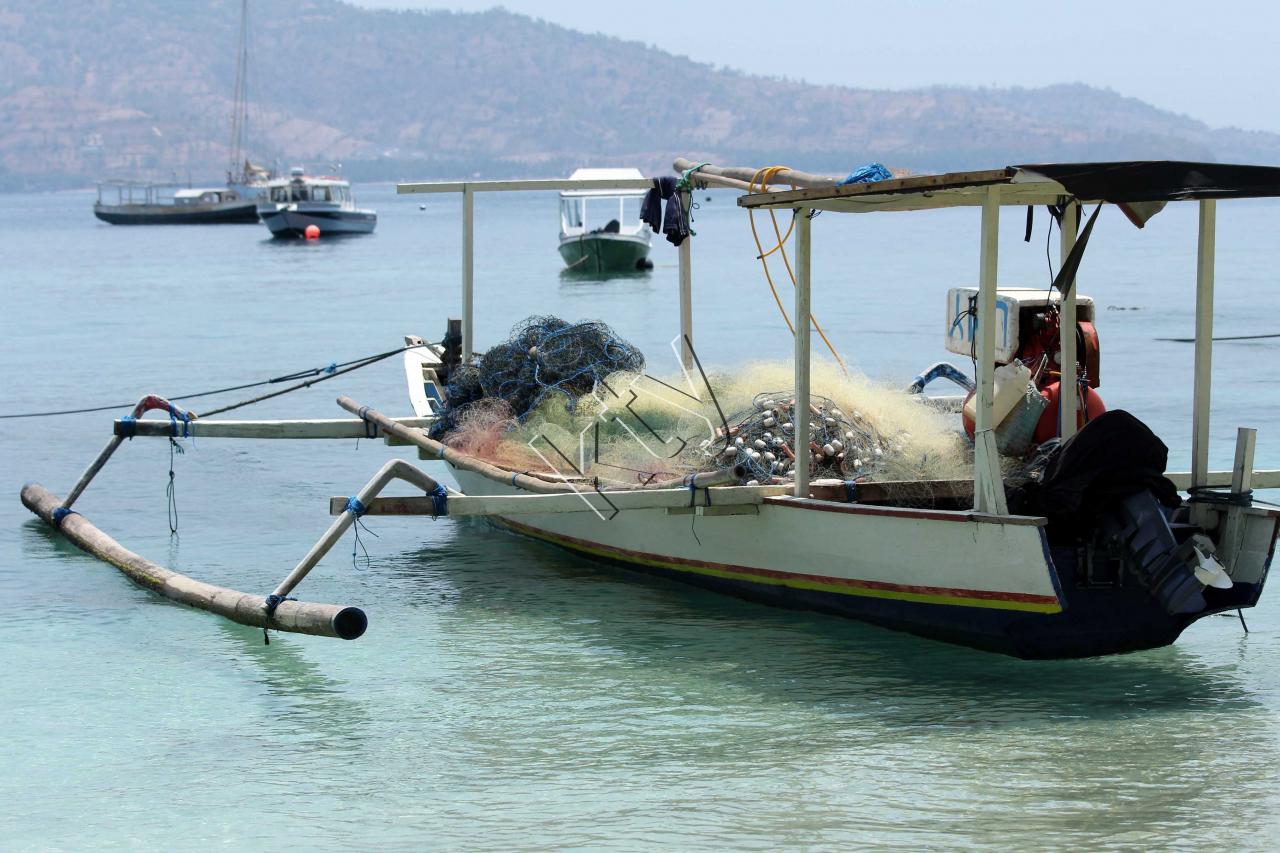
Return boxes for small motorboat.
[257,168,377,238]
[558,168,652,273]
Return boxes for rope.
[429,483,449,519]
[262,592,297,645]
[264,593,295,615]
[747,166,848,374]
[51,507,77,528]
[166,437,183,534]
[349,502,378,571]
[843,480,859,503]
[168,404,192,438]
[200,346,419,418]
[1187,485,1253,507]
[0,344,427,420]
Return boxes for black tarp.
[1009,409,1181,536]
[1014,161,1280,204]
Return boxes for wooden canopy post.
[1192,199,1216,488]
[461,184,475,362]
[1058,200,1079,439]
[793,209,812,499]
[678,190,694,371]
[974,187,1009,515]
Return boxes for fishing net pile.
[430,315,645,439]
[432,317,972,505]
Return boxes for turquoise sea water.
[3,185,1280,851]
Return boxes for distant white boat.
[558,167,652,273]
[256,168,377,238]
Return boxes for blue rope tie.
[843,480,859,503]
[429,483,449,519]
[345,497,368,518]
[263,593,296,615]
[167,403,191,438]
[51,507,77,528]
[685,473,697,507]
[324,362,337,375]
[118,415,137,438]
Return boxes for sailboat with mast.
[92,0,270,225]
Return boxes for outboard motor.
[1095,491,1214,614]
[1009,409,1232,616]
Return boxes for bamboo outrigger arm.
[21,483,367,640]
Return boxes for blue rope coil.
[843,480,859,503]
[118,415,137,438]
[429,483,449,519]
[345,497,368,518]
[51,507,77,528]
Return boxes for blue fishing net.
[431,315,645,438]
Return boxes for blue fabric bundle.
[837,163,893,186]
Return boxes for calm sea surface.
[3,185,1280,851]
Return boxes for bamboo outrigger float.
[20,158,1280,657]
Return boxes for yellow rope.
[748,167,848,374]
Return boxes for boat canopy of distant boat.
[256,168,377,238]
[558,167,652,274]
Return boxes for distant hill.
[2,0,1279,190]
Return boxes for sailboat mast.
[227,0,249,183]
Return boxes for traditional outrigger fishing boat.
[21,158,1280,659]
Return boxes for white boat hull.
[443,465,1278,658]
[259,205,377,237]
[447,467,1094,654]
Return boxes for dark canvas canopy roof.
[1015,161,1280,203]
[738,160,1280,212]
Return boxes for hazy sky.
[350,0,1280,133]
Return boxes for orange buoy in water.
[304,224,321,240]
[1033,381,1106,444]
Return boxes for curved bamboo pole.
[672,159,838,191]
[335,397,742,492]
[21,483,367,640]
[63,394,195,509]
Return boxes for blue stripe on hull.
[491,519,1265,659]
